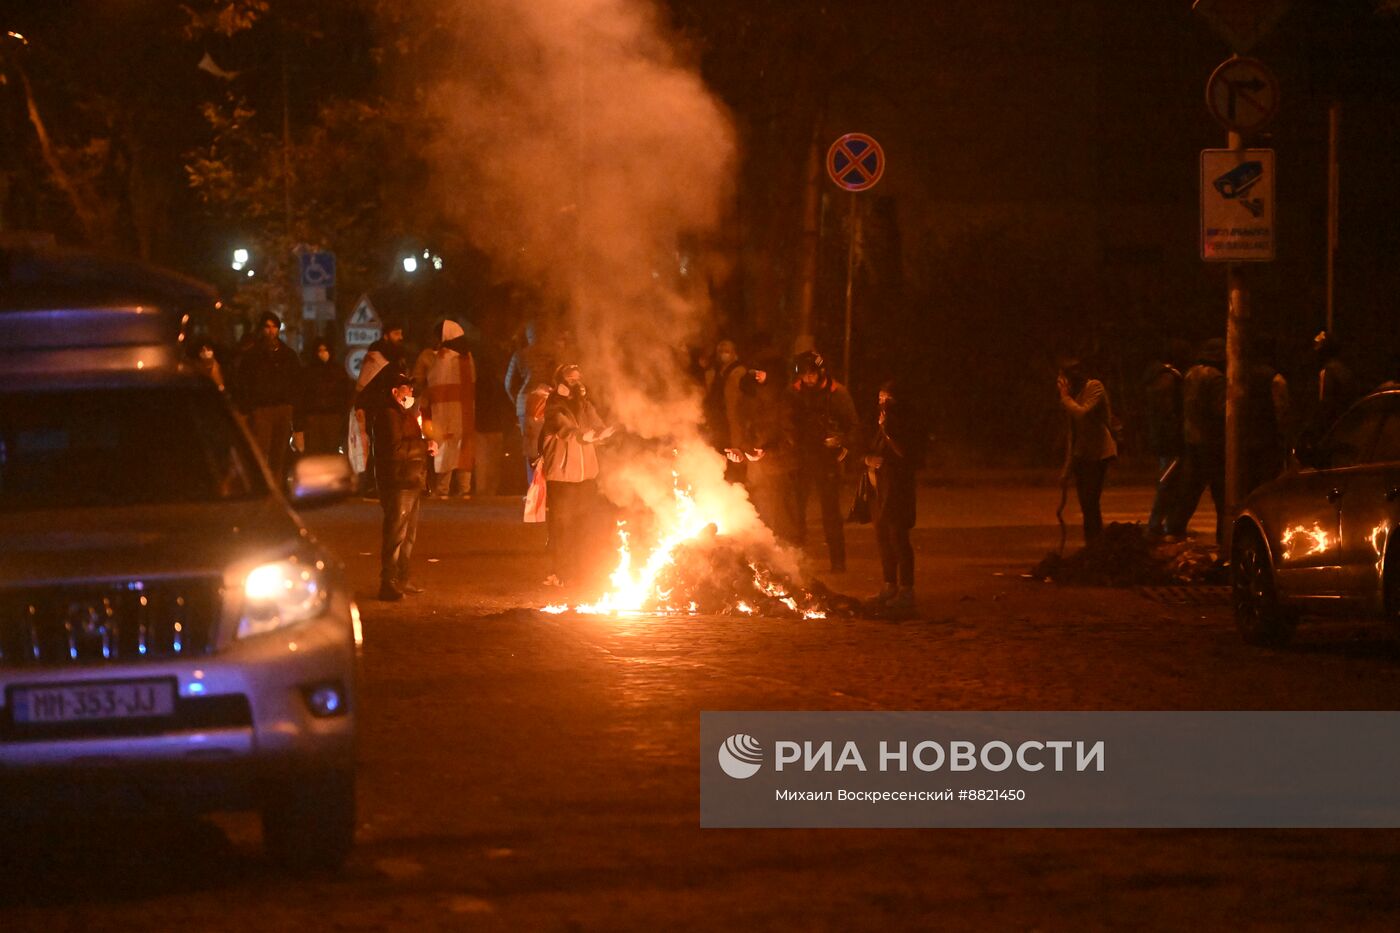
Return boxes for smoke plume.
[399,0,783,557]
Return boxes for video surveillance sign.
[1201,148,1275,262]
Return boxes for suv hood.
[0,498,304,587]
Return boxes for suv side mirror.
[286,454,354,508]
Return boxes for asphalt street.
[5,477,1400,930]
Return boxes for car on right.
[1233,388,1400,645]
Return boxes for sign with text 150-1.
[1201,148,1274,262]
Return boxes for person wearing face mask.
[191,339,225,391]
[372,373,438,600]
[865,381,919,612]
[703,338,747,481]
[232,311,302,481]
[736,350,798,542]
[298,339,354,456]
[540,364,616,588]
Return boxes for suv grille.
[0,579,222,666]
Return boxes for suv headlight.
[238,557,329,639]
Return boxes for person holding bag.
[539,364,616,588]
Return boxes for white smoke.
[400,0,782,557]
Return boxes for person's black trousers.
[380,487,422,589]
[1176,445,1227,545]
[875,519,914,586]
[792,464,845,569]
[547,478,599,586]
[1072,457,1110,543]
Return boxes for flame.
[539,463,828,619]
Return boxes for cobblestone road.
[6,479,1400,930]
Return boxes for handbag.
[846,470,873,524]
[523,462,548,523]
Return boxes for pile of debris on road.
[1030,522,1224,587]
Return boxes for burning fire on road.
[541,449,856,620]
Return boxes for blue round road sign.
[827,133,884,191]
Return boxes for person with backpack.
[1056,357,1118,544]
[1175,338,1227,546]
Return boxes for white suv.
[0,242,359,870]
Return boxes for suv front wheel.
[261,766,356,872]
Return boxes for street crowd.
[202,315,922,611]
[1057,330,1366,548]
[200,305,1395,610]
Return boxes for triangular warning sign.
[349,296,381,327]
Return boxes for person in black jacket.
[233,311,302,480]
[735,351,798,542]
[789,350,859,573]
[373,373,437,601]
[866,381,918,611]
[1142,339,1189,536]
[298,338,354,456]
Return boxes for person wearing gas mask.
[540,364,616,588]
[298,338,354,456]
[373,372,437,601]
[789,350,859,573]
[866,381,918,612]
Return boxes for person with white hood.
[421,319,476,498]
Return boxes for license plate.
[8,679,176,724]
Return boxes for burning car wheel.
[1232,527,1295,647]
[261,767,356,872]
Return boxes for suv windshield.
[0,385,266,511]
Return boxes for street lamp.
[232,247,250,271]
[402,256,418,273]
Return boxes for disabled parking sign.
[1201,148,1274,262]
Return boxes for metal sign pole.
[1224,124,1248,558]
[843,193,859,385]
[825,133,883,385]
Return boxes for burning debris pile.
[542,520,859,619]
[1031,523,1223,587]
[647,528,857,618]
